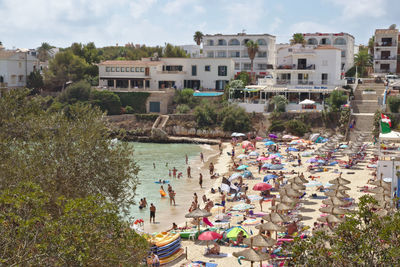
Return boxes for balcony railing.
[374,56,397,60]
[375,41,397,47]
[157,70,186,74]
[276,80,291,85]
[321,80,328,85]
[277,64,315,70]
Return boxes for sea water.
[128,142,216,232]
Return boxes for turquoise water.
[193,92,224,97]
[128,142,206,228]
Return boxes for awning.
[379,131,400,141]
[299,99,316,104]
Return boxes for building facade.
[373,29,399,74]
[201,33,275,77]
[0,49,39,88]
[98,57,235,91]
[178,45,201,58]
[302,32,355,73]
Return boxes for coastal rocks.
[151,128,169,141]
[167,125,230,138]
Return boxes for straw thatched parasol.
[373,194,392,203]
[319,206,348,215]
[277,195,299,204]
[370,187,390,195]
[329,184,351,191]
[185,208,212,232]
[328,177,351,185]
[256,221,285,232]
[243,234,276,248]
[269,203,294,211]
[322,197,351,206]
[317,214,344,224]
[284,182,306,191]
[279,188,302,198]
[262,212,290,223]
[233,248,270,267]
[369,179,391,189]
[288,176,308,184]
[324,190,350,198]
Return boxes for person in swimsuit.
[150,203,156,223]
[199,173,203,188]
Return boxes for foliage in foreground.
[327,90,347,112]
[289,195,400,266]
[0,182,148,266]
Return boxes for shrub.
[135,114,159,121]
[285,119,309,136]
[176,104,190,114]
[220,105,251,132]
[268,120,285,132]
[125,105,134,114]
[327,91,347,112]
[58,80,91,104]
[388,96,400,113]
[194,102,217,128]
[174,88,198,108]
[90,90,121,115]
[115,92,150,113]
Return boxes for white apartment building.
[0,49,39,88]
[202,33,275,77]
[373,29,399,74]
[302,32,355,73]
[98,57,235,91]
[178,45,201,58]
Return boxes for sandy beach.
[141,137,377,267]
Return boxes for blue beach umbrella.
[237,165,249,170]
[262,163,273,168]
[264,174,278,182]
[229,173,242,181]
[265,141,275,146]
[270,164,284,170]
[317,160,325,164]
[248,151,259,157]
[242,170,253,178]
[340,144,348,148]
[287,147,299,152]
[263,139,270,142]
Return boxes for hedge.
[115,92,150,114]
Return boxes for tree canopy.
[193,31,204,46]
[327,90,347,112]
[354,47,372,78]
[290,33,306,45]
[37,42,54,62]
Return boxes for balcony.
[374,56,397,60]
[276,80,291,85]
[321,80,328,85]
[156,71,186,74]
[276,64,315,71]
[375,41,397,47]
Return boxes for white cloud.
[130,0,157,19]
[289,21,336,34]
[223,0,267,33]
[268,18,282,33]
[326,0,387,19]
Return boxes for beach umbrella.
[307,158,318,163]
[266,154,278,160]
[383,177,392,183]
[229,173,242,181]
[370,187,390,194]
[233,248,270,267]
[242,141,252,148]
[269,134,278,139]
[237,165,249,170]
[242,170,253,178]
[224,226,249,240]
[253,183,272,191]
[269,203,294,211]
[262,138,270,142]
[185,208,212,232]
[257,156,268,161]
[284,183,306,191]
[232,203,254,211]
[256,221,285,232]
[262,212,290,223]
[329,177,351,185]
[231,132,238,137]
[339,144,348,148]
[247,195,264,201]
[329,184,351,191]
[264,141,275,146]
[263,174,278,182]
[324,190,350,198]
[274,153,283,158]
[270,164,284,170]
[369,179,391,187]
[262,163,273,169]
[317,215,344,224]
[249,151,259,157]
[288,176,307,184]
[287,147,299,152]
[319,206,348,215]
[322,197,351,207]
[277,195,299,204]
[237,154,248,159]
[279,188,302,198]
[243,234,276,248]
[282,135,294,139]
[198,231,222,241]
[210,206,225,213]
[255,136,263,140]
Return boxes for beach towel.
[204,253,229,258]
[203,217,214,227]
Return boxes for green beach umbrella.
[224,226,250,241]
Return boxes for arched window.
[257,39,267,45]
[307,38,318,45]
[207,40,214,46]
[320,38,331,45]
[242,39,250,45]
[334,38,346,45]
[228,39,240,45]
[217,39,227,46]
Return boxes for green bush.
[285,119,309,136]
[174,88,198,108]
[135,114,159,121]
[327,91,347,112]
[194,101,217,128]
[115,92,150,113]
[270,95,288,112]
[388,96,400,113]
[90,90,121,115]
[176,104,190,114]
[268,120,286,132]
[59,80,91,104]
[125,105,134,114]
[220,105,251,132]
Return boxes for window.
[257,64,267,70]
[341,63,345,70]
[207,40,214,46]
[218,39,227,46]
[307,38,318,45]
[126,67,129,72]
[164,65,183,71]
[234,63,240,70]
[341,50,346,58]
[257,51,267,58]
[140,67,145,72]
[136,67,140,72]
[131,67,135,72]
[207,51,214,58]
[230,51,240,57]
[242,51,249,58]
[257,39,267,45]
[205,65,211,72]
[322,73,328,84]
[18,75,24,82]
[218,65,227,76]
[334,38,346,45]
[322,60,328,66]
[217,51,226,58]
[215,80,228,90]
[228,39,240,45]
[288,48,293,52]
[18,62,22,68]
[116,67,120,72]
[192,65,197,76]
[111,67,115,72]
[242,39,250,45]
[380,64,390,70]
[320,38,331,45]
[106,67,110,72]
[243,63,251,70]
[121,67,124,72]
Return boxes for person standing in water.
[187,166,191,178]
[172,167,177,178]
[150,203,156,223]
[185,154,188,164]
[199,173,203,188]
[153,162,156,169]
[200,152,204,163]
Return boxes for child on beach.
[168,169,171,177]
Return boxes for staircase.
[151,115,169,140]
[349,82,386,141]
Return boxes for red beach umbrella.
[198,231,222,241]
[253,183,272,191]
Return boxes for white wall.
[0,52,38,87]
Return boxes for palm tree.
[270,95,288,112]
[389,24,397,30]
[37,42,53,62]
[245,40,259,84]
[368,36,375,56]
[193,31,204,46]
[354,48,372,77]
[290,33,306,45]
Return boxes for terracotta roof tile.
[315,45,341,50]
[375,29,399,35]
[0,50,17,59]
[98,60,163,66]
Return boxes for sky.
[0,0,399,49]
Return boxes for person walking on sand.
[150,203,156,223]
[221,192,226,207]
[259,197,264,211]
[168,169,171,177]
[209,162,214,175]
[170,190,176,206]
[187,166,191,178]
[172,167,177,178]
[258,161,262,174]
[199,173,203,188]
[153,162,156,169]
[185,154,188,165]
[200,152,204,163]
